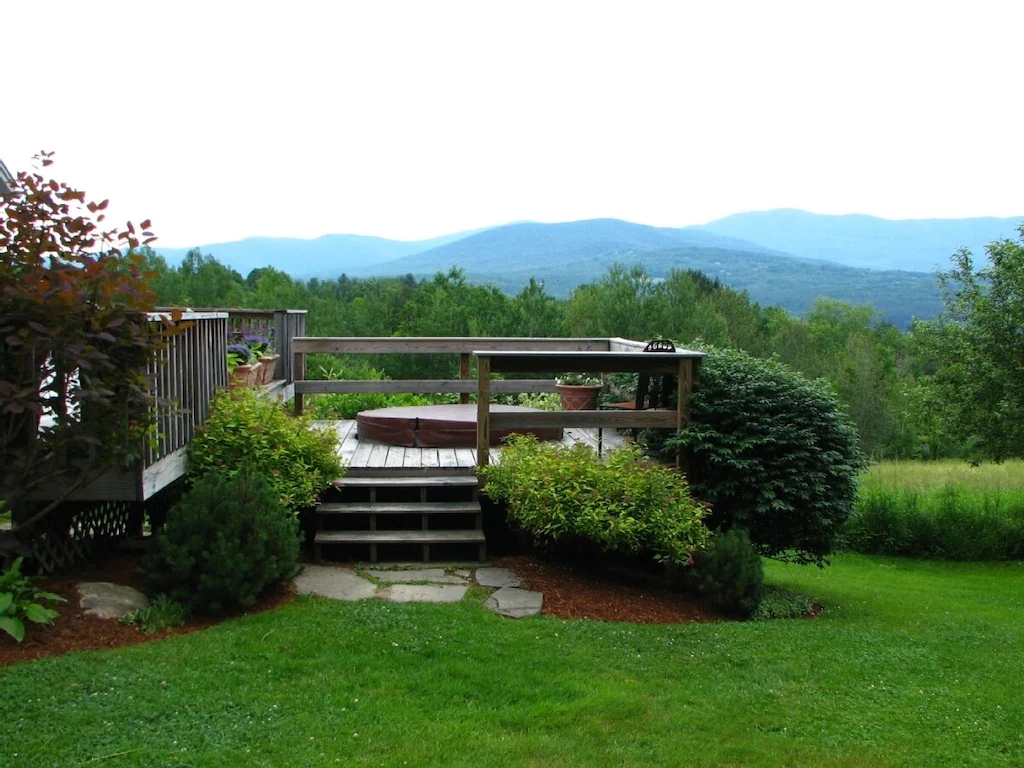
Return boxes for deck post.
[476,355,491,468]
[676,358,694,471]
[459,353,471,405]
[293,349,305,415]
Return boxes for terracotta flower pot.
[229,363,262,389]
[556,383,603,411]
[229,364,252,390]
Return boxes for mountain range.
[156,210,1023,327]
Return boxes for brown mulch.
[492,555,727,624]
[0,553,295,667]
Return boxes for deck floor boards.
[322,420,628,472]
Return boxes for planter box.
[258,354,280,385]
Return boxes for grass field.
[1,555,1022,767]
[861,459,1024,493]
[843,460,1024,560]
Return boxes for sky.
[5,1,1022,247]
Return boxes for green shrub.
[188,388,343,511]
[665,347,865,566]
[686,528,764,617]
[750,585,814,621]
[480,435,710,564]
[311,391,434,420]
[841,485,1024,560]
[120,594,189,634]
[305,356,446,418]
[0,557,65,642]
[140,470,301,616]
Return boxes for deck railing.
[290,336,705,467]
[291,337,620,415]
[140,308,307,497]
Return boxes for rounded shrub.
[686,528,764,617]
[666,347,865,565]
[140,470,301,615]
[480,435,710,565]
[188,388,343,511]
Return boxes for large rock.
[382,584,468,603]
[77,582,149,619]
[475,567,521,588]
[294,566,377,601]
[485,587,543,618]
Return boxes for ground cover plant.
[0,557,64,642]
[0,555,1021,766]
[665,346,865,565]
[481,436,709,564]
[842,459,1024,559]
[188,388,343,510]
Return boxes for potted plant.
[227,343,261,388]
[555,373,603,410]
[243,333,279,385]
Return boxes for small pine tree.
[686,528,764,617]
[140,470,301,615]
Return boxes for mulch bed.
[493,555,727,624]
[0,554,294,668]
[3,552,728,667]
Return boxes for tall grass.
[841,460,1024,559]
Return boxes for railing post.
[459,352,471,405]
[476,355,491,469]
[294,348,305,416]
[676,358,694,471]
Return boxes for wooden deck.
[312,419,628,475]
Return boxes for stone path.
[294,564,543,618]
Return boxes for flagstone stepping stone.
[485,587,543,618]
[77,582,149,619]
[382,584,468,603]
[367,568,466,584]
[475,567,521,588]
[294,566,377,601]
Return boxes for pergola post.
[476,355,491,468]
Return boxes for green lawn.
[2,555,1022,767]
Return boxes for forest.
[142,229,1024,462]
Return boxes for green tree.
[914,227,1024,460]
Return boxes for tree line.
[143,227,1024,462]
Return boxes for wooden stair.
[314,473,485,563]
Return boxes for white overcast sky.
[5,1,1022,247]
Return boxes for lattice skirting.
[13,480,186,574]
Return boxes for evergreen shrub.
[140,470,301,615]
[665,347,865,565]
[188,388,343,511]
[480,435,710,565]
[686,528,764,617]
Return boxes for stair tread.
[335,476,477,488]
[316,530,486,544]
[317,501,481,515]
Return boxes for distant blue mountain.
[348,218,784,278]
[152,211,1024,326]
[692,209,1023,272]
[155,228,489,278]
